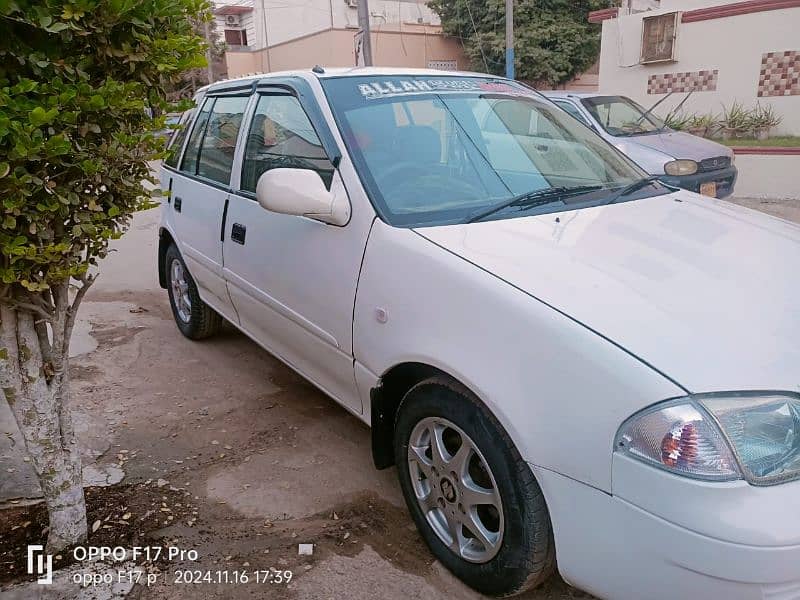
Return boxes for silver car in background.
[542,91,737,198]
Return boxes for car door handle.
[230,223,246,245]
[174,196,182,212]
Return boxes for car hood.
[624,130,733,162]
[415,192,800,393]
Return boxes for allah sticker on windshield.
[356,78,529,100]
[477,82,520,94]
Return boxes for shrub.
[0,0,207,552]
[720,101,754,135]
[751,102,782,130]
[663,111,692,131]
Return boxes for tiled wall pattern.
[758,50,800,97]
[647,69,718,94]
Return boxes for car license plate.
[699,182,717,197]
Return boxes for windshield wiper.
[604,175,661,205]
[633,92,672,128]
[467,185,602,223]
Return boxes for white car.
[541,91,738,198]
[158,68,800,600]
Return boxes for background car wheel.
[164,244,222,340]
[394,376,555,597]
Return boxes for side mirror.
[255,168,350,226]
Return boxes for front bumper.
[659,164,738,198]
[533,462,800,600]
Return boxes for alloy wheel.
[170,258,192,323]
[407,417,504,563]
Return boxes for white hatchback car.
[159,68,800,600]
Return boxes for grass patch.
[716,136,800,147]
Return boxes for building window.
[224,29,248,47]
[640,12,678,64]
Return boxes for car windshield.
[580,95,666,137]
[322,76,665,227]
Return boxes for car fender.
[353,219,683,491]
[611,139,674,175]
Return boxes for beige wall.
[225,50,259,76]
[598,5,800,134]
[226,28,466,76]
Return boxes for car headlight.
[664,159,698,176]
[615,393,800,485]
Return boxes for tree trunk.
[0,279,90,553]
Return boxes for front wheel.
[164,244,222,340]
[394,377,554,597]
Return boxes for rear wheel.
[394,377,554,597]
[164,244,222,340]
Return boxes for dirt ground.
[1,197,797,599]
[1,206,595,599]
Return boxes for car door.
[167,94,250,320]
[222,84,372,414]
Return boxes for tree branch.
[9,301,53,321]
[34,319,54,382]
[50,280,70,380]
[62,274,96,359]
[28,289,55,314]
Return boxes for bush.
[720,101,754,136]
[663,111,692,131]
[0,0,207,552]
[428,0,612,86]
[751,102,782,131]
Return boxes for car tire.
[394,376,555,597]
[164,244,222,340]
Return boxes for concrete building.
[590,0,800,134]
[212,0,466,78]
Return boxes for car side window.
[240,94,334,193]
[553,100,590,127]
[165,108,195,169]
[196,96,249,184]
[180,98,214,175]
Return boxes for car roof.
[196,66,509,96]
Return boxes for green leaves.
[44,134,71,155]
[0,0,206,292]
[45,22,71,33]
[88,95,105,110]
[429,0,608,85]
[29,107,59,127]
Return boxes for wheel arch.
[370,361,478,470]
[158,227,176,289]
